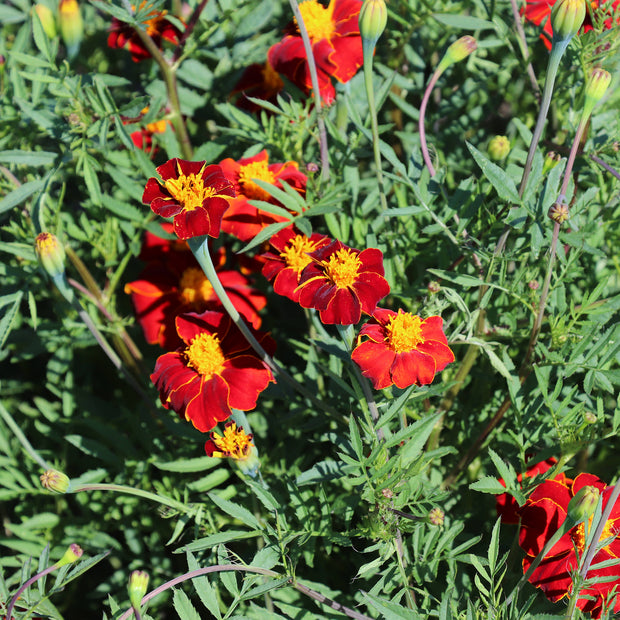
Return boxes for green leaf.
[80,154,103,206]
[397,413,442,466]
[0,150,57,166]
[0,291,23,350]
[187,552,222,619]
[31,9,54,65]
[469,476,508,495]
[467,142,521,204]
[207,492,261,530]
[0,179,45,216]
[154,456,218,473]
[433,13,496,29]
[296,460,348,486]
[179,530,261,553]
[173,588,201,620]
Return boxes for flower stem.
[6,564,58,619]
[508,0,540,102]
[172,0,210,63]
[419,69,442,176]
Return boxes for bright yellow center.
[281,235,320,274]
[164,171,215,212]
[572,516,617,556]
[385,312,425,353]
[238,160,276,201]
[297,0,336,42]
[179,267,215,307]
[323,248,361,288]
[185,333,225,378]
[210,422,254,460]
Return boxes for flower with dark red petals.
[204,421,254,460]
[151,311,275,432]
[108,1,183,62]
[268,0,364,105]
[143,158,235,240]
[232,60,285,112]
[517,472,620,618]
[218,150,307,242]
[351,308,454,389]
[260,228,331,301]
[125,228,266,349]
[295,240,389,325]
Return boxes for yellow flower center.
[572,515,617,556]
[297,0,336,43]
[210,422,254,460]
[238,160,276,201]
[323,248,361,288]
[185,333,225,378]
[385,312,425,353]
[280,235,320,274]
[179,267,215,307]
[164,170,216,212]
[262,61,284,91]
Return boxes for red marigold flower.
[296,240,390,325]
[150,310,276,432]
[351,308,454,389]
[218,150,307,242]
[232,60,285,112]
[143,158,235,240]
[125,226,267,349]
[496,456,564,524]
[524,0,620,49]
[517,472,620,618]
[204,420,254,460]
[268,0,364,105]
[122,107,169,155]
[260,228,331,301]
[108,1,183,62]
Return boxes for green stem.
[6,564,58,619]
[0,402,51,471]
[418,69,442,176]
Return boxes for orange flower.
[218,150,307,242]
[268,0,364,104]
[351,309,454,389]
[204,421,254,460]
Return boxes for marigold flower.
[143,158,235,240]
[123,107,169,155]
[108,1,183,62]
[524,0,619,49]
[517,472,620,618]
[125,226,266,349]
[204,420,254,459]
[268,0,364,105]
[232,60,285,112]
[260,228,331,301]
[150,310,275,432]
[296,240,389,325]
[218,150,307,242]
[351,308,454,389]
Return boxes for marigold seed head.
[359,0,387,51]
[306,162,319,173]
[567,485,600,523]
[381,488,393,499]
[428,507,445,526]
[487,135,510,161]
[438,36,477,73]
[528,280,540,290]
[56,543,83,568]
[550,0,586,43]
[40,469,71,493]
[128,570,149,610]
[34,4,57,38]
[548,202,570,224]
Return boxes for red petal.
[391,350,437,388]
[351,341,395,389]
[184,374,232,432]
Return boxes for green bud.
[487,135,510,161]
[35,232,66,279]
[542,151,561,175]
[428,507,444,526]
[438,36,477,74]
[548,202,570,224]
[584,411,597,424]
[567,485,600,523]
[584,68,611,115]
[56,544,83,568]
[58,0,84,59]
[34,4,57,39]
[128,570,149,610]
[40,468,71,493]
[551,0,586,43]
[359,0,387,51]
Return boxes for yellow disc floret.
[323,248,361,288]
[210,422,254,459]
[179,267,215,307]
[281,235,320,274]
[185,333,225,377]
[572,515,617,556]
[385,312,425,353]
[297,0,336,42]
[165,170,216,212]
[238,160,276,201]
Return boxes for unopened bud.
[487,135,510,161]
[551,0,586,43]
[584,68,611,112]
[34,4,57,38]
[567,485,599,523]
[58,0,84,59]
[428,507,444,526]
[128,570,149,610]
[528,280,540,290]
[381,488,393,499]
[306,162,319,174]
[438,36,477,73]
[35,232,66,279]
[40,468,71,493]
[359,0,387,51]
[56,543,83,568]
[548,202,569,224]
[584,411,597,424]
[427,280,441,294]
[543,151,562,175]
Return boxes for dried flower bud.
[487,135,510,161]
[381,488,394,499]
[551,0,586,43]
[438,36,477,73]
[35,232,66,279]
[543,151,561,175]
[567,485,599,523]
[306,162,319,174]
[428,507,444,526]
[34,4,57,38]
[56,544,83,568]
[427,281,441,294]
[548,202,569,224]
[359,0,387,51]
[528,280,540,290]
[128,570,149,610]
[58,0,84,59]
[40,468,71,493]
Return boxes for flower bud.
[487,135,510,161]
[584,68,611,111]
[542,151,561,175]
[359,0,387,51]
[548,202,569,224]
[438,36,477,73]
[35,232,66,279]
[56,543,83,568]
[583,411,597,424]
[34,4,57,38]
[428,507,444,526]
[551,0,586,43]
[567,485,600,523]
[58,0,84,59]
[427,281,441,294]
[128,570,149,610]
[40,468,71,493]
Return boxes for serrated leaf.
[0,179,45,216]
[295,459,348,485]
[0,291,23,350]
[207,493,261,529]
[187,552,222,619]
[467,142,521,204]
[469,476,508,495]
[179,530,261,553]
[173,588,201,620]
